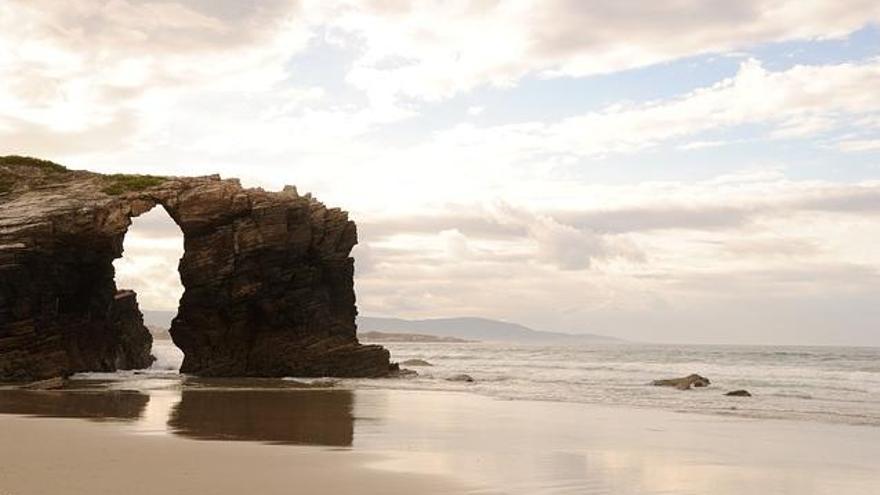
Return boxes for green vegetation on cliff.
[0,155,69,194]
[101,174,166,195]
[0,155,68,174]
[0,156,167,196]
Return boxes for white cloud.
[0,0,312,153]
[351,176,880,344]
[677,140,731,151]
[421,59,880,161]
[114,208,185,311]
[315,0,880,103]
[836,138,880,152]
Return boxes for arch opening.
[114,205,185,372]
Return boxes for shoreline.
[2,387,879,494]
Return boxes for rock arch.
[0,156,392,381]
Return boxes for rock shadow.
[168,388,354,447]
[0,389,149,421]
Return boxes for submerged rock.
[0,156,392,381]
[725,389,752,397]
[447,374,475,383]
[401,358,433,367]
[652,374,711,390]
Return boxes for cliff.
[0,156,392,381]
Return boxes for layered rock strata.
[0,156,392,381]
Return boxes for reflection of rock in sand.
[0,390,149,421]
[168,389,354,446]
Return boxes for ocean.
[143,340,880,426]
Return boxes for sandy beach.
[1,387,878,495]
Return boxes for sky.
[1,1,879,345]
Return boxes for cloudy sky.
[2,1,879,345]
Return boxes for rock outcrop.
[0,156,392,381]
[725,389,752,397]
[652,374,711,390]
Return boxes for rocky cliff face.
[0,156,392,381]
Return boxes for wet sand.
[0,414,465,495]
[1,387,879,494]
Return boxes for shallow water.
[88,340,880,426]
[360,341,880,426]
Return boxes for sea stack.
[0,156,393,381]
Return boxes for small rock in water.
[401,359,433,367]
[725,389,752,397]
[447,374,475,383]
[651,374,710,390]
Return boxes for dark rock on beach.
[447,374,475,383]
[725,389,752,397]
[652,374,711,390]
[0,156,393,381]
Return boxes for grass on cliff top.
[0,155,69,195]
[0,155,68,174]
[101,173,166,195]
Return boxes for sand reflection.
[0,389,149,421]
[168,389,354,446]
[0,383,356,447]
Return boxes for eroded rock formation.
[0,156,392,381]
[651,374,711,390]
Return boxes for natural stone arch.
[0,156,392,381]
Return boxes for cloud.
[836,138,880,152]
[114,207,184,310]
[677,140,731,150]
[4,2,878,171]
[319,0,880,103]
[421,59,880,161]
[716,237,822,259]
[794,185,880,213]
[466,106,485,116]
[350,174,880,340]
[0,112,138,155]
[359,180,880,245]
[527,215,643,270]
[0,0,312,153]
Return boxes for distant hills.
[359,331,473,343]
[357,316,623,344]
[142,310,622,344]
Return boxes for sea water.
[110,340,880,426]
